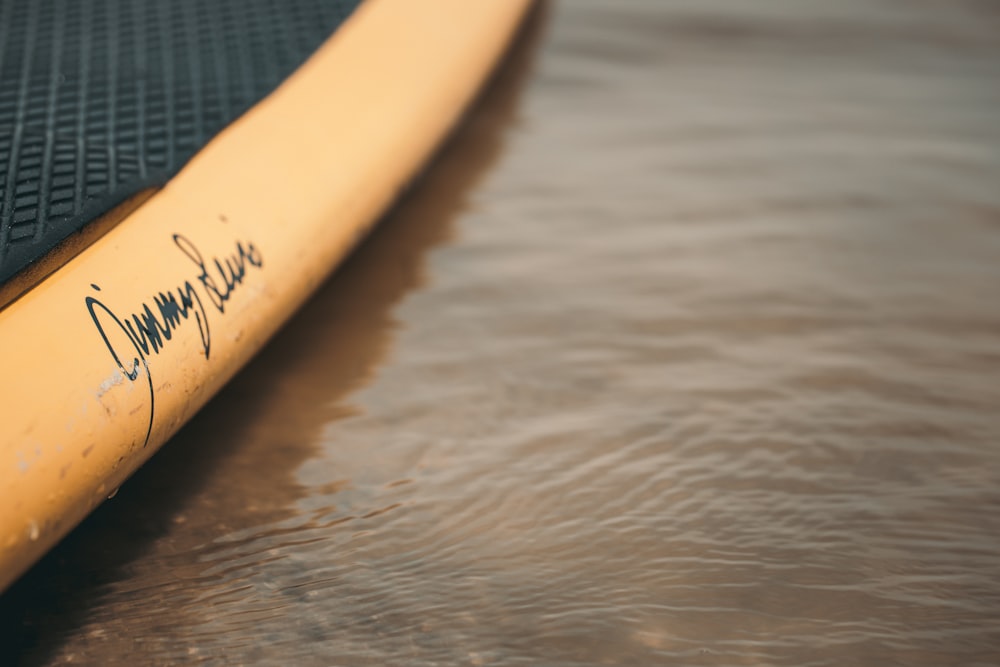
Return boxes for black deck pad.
[0,0,364,286]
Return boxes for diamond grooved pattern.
[0,0,363,285]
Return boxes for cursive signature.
[87,233,264,446]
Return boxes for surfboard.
[0,0,534,592]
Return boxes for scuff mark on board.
[96,369,125,398]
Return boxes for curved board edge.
[0,0,534,592]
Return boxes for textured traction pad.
[0,0,363,286]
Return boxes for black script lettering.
[173,233,263,314]
[153,283,211,359]
[87,289,155,447]
[85,233,263,446]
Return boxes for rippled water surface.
[4,0,1000,664]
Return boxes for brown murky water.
[4,0,1000,664]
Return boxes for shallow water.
[3,0,1000,664]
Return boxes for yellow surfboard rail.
[0,0,533,592]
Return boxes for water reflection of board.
[0,0,533,592]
